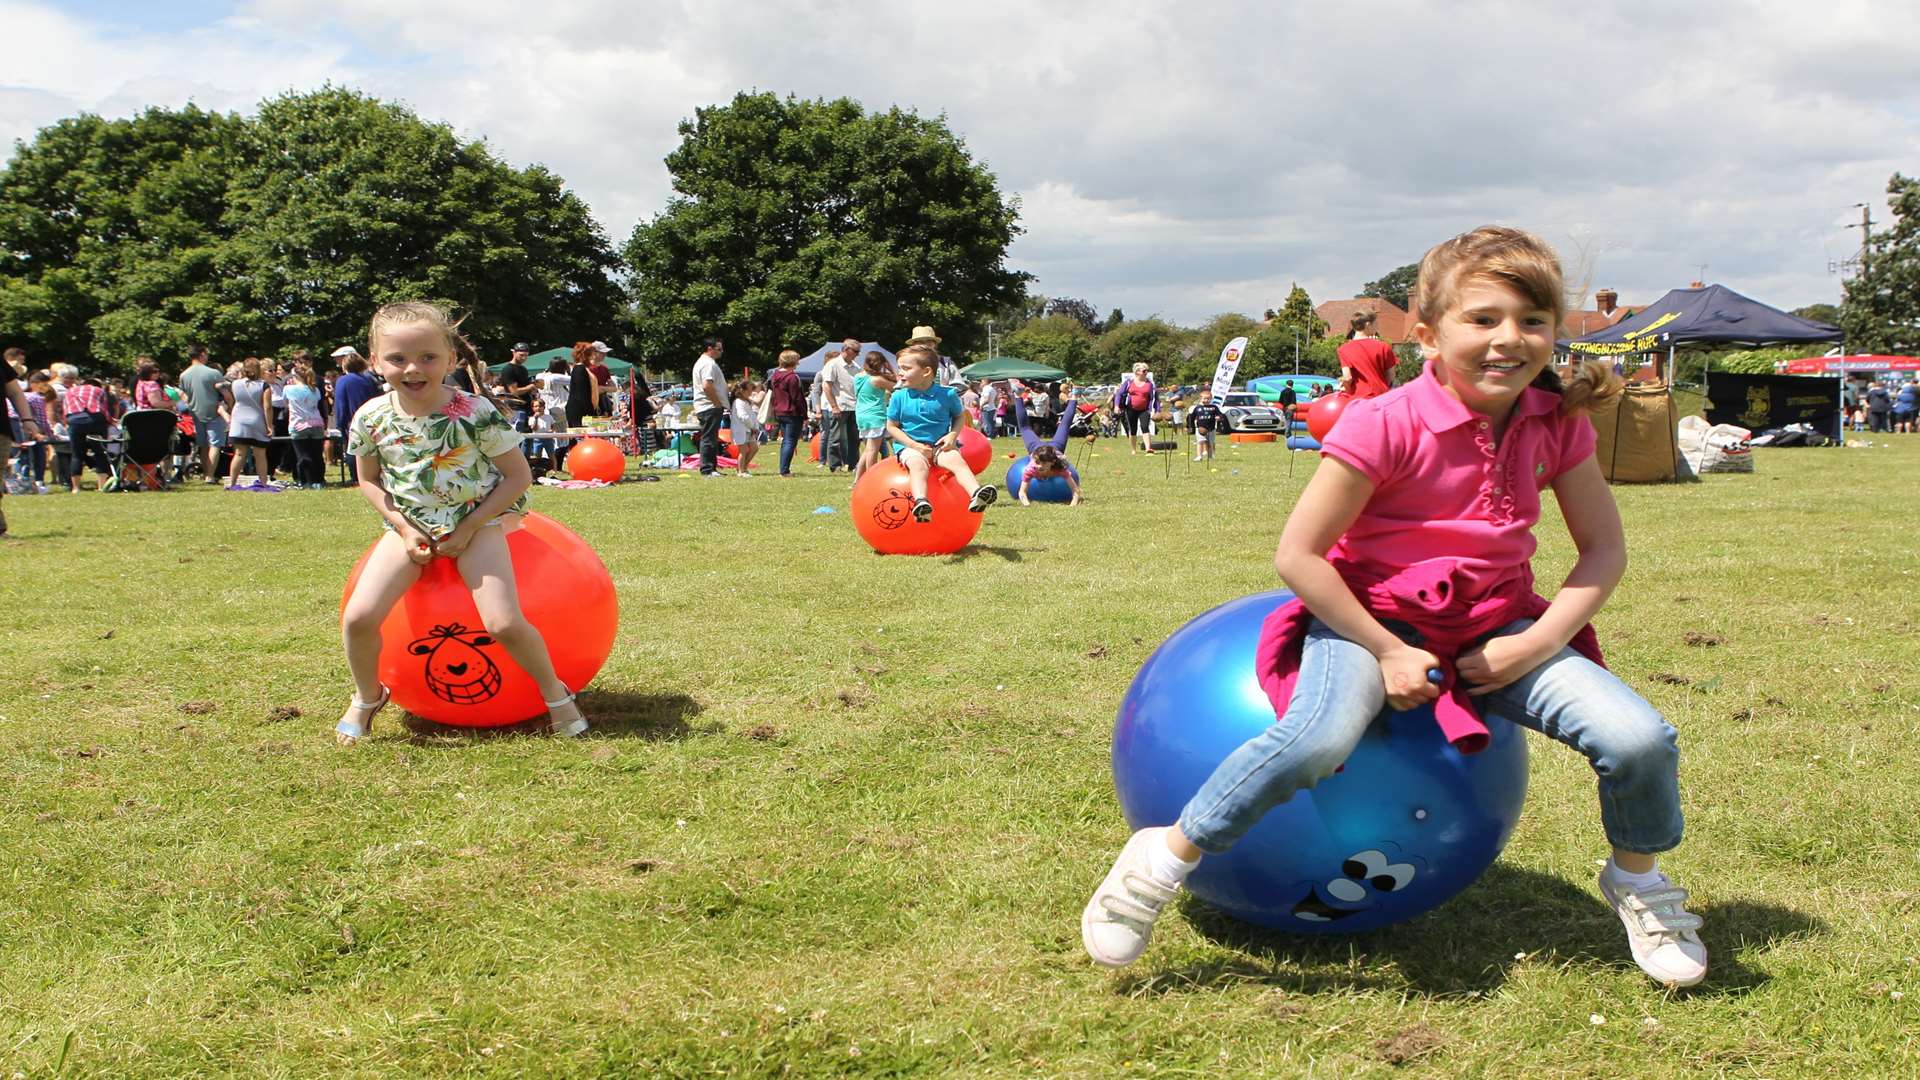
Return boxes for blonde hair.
[1412,225,1620,413]
[366,300,501,410]
[777,349,800,369]
[239,357,262,380]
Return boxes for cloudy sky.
[7,0,1916,325]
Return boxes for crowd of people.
[1847,378,1918,434]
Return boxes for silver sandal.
[334,686,391,746]
[545,692,589,738]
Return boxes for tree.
[1791,302,1841,326]
[1045,296,1099,333]
[1002,314,1095,379]
[0,106,243,364]
[216,88,621,360]
[1094,316,1183,377]
[1841,173,1920,354]
[1271,283,1328,339]
[1183,313,1258,384]
[1100,307,1125,334]
[1361,263,1419,311]
[624,92,1028,368]
[0,89,621,370]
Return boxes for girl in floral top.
[336,301,589,745]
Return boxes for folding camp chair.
[93,409,178,492]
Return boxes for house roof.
[1314,298,1413,343]
[1561,307,1644,338]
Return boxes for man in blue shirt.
[331,347,381,481]
[885,344,996,521]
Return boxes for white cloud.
[5,0,1918,325]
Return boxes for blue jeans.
[1177,617,1683,856]
[979,412,998,439]
[775,414,804,474]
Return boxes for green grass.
[3,435,1918,1078]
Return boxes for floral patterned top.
[346,390,526,538]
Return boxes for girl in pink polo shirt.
[1083,227,1706,988]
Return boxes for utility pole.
[987,320,995,360]
[1292,328,1301,376]
[1849,202,1874,270]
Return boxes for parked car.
[1218,392,1284,433]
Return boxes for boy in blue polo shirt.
[885,344,996,521]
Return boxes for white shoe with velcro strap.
[1598,867,1708,987]
[1081,828,1182,968]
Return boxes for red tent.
[1778,355,1920,374]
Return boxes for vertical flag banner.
[1210,336,1248,400]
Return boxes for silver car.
[1219,392,1283,433]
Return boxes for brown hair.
[366,300,501,410]
[290,360,315,385]
[239,357,263,380]
[1031,444,1063,469]
[863,351,892,377]
[897,343,939,369]
[1413,225,1619,413]
[1347,310,1376,339]
[135,360,159,381]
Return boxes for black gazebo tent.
[1567,283,1841,359]
[1569,284,1847,444]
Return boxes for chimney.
[1595,288,1617,315]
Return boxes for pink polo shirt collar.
[1406,360,1560,434]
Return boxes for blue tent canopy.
[1567,284,1842,355]
[794,341,896,380]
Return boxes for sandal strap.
[543,692,577,709]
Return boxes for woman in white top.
[534,359,572,421]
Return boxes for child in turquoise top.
[884,344,995,521]
[337,301,589,746]
[853,350,896,481]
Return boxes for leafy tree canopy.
[1840,173,1920,354]
[1361,262,1419,311]
[1045,296,1099,333]
[1093,317,1185,378]
[624,92,1027,371]
[1789,302,1841,327]
[0,88,621,371]
[1002,314,1095,379]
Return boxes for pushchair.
[94,409,178,492]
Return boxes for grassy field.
[2,432,1917,1078]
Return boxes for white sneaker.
[1598,867,1708,987]
[1081,827,1181,968]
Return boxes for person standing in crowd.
[565,341,601,430]
[816,339,858,473]
[179,346,232,484]
[1893,379,1916,434]
[853,349,897,481]
[978,379,1001,439]
[1112,362,1158,455]
[132,360,168,410]
[906,325,963,389]
[12,369,56,495]
[1278,379,1299,431]
[1866,381,1892,434]
[497,343,537,429]
[61,373,115,493]
[691,337,729,477]
[586,342,616,415]
[628,364,658,455]
[535,356,574,466]
[1338,310,1398,400]
[768,350,807,477]
[226,357,276,489]
[321,369,340,471]
[284,359,328,489]
[265,357,291,474]
[1,357,48,534]
[331,347,381,482]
